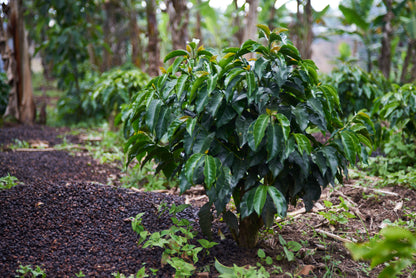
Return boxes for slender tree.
[379,0,394,79]
[146,0,160,76]
[1,0,35,124]
[167,0,189,50]
[243,0,260,41]
[291,0,313,59]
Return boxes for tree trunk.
[233,0,244,45]
[128,2,143,69]
[293,0,313,59]
[303,0,313,59]
[146,0,160,76]
[268,0,277,30]
[194,0,202,41]
[238,213,262,249]
[167,0,189,50]
[243,0,259,42]
[379,0,394,79]
[3,0,35,124]
[400,40,416,83]
[102,1,114,72]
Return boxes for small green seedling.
[111,267,148,278]
[131,203,218,277]
[215,259,270,278]
[0,173,20,190]
[276,235,303,262]
[15,264,46,278]
[318,197,356,226]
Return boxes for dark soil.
[1,124,416,277]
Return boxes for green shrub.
[57,66,149,125]
[325,63,389,118]
[0,72,10,116]
[346,226,416,278]
[122,25,373,248]
[375,83,416,141]
[56,73,106,125]
[92,66,150,117]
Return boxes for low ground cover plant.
[122,25,374,248]
[130,202,218,277]
[0,173,20,190]
[346,226,416,278]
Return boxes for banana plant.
[122,25,374,248]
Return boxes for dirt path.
[1,124,415,277]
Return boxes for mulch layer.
[1,124,416,277]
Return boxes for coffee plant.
[57,66,149,125]
[92,66,149,119]
[325,63,389,118]
[375,83,416,142]
[122,25,374,248]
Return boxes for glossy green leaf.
[266,123,283,162]
[253,114,269,149]
[257,24,271,39]
[186,117,197,135]
[193,131,214,154]
[276,114,290,141]
[293,133,312,155]
[253,185,268,215]
[176,75,188,98]
[224,68,245,88]
[145,99,162,132]
[207,74,218,94]
[267,186,287,217]
[279,44,300,61]
[204,155,217,189]
[292,105,309,132]
[356,133,372,148]
[169,56,185,74]
[190,76,209,102]
[164,49,189,62]
[340,130,358,164]
[184,153,205,183]
[254,57,269,79]
[246,71,256,102]
[196,87,209,113]
[167,116,187,138]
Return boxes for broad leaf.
[276,114,290,141]
[252,114,269,149]
[145,99,162,132]
[266,123,283,162]
[267,186,287,217]
[184,153,205,184]
[204,155,217,189]
[164,49,189,62]
[253,185,268,215]
[198,202,213,240]
[340,130,359,164]
[293,133,312,155]
[176,75,188,98]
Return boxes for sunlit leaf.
[253,185,268,215]
[164,49,189,63]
